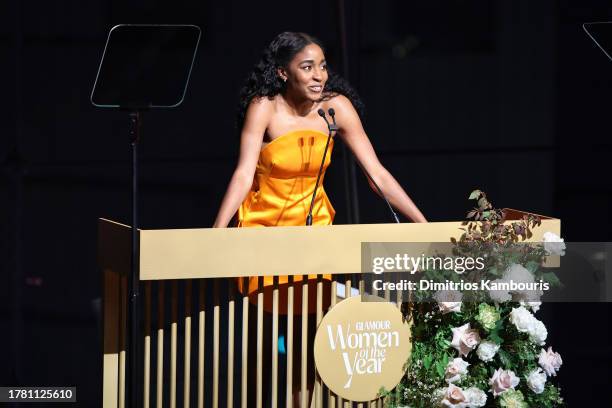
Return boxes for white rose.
[543,232,566,256]
[509,306,535,333]
[502,263,534,284]
[464,387,487,407]
[451,323,481,357]
[520,301,542,313]
[528,319,548,346]
[445,358,470,383]
[515,288,544,303]
[434,290,463,314]
[488,279,512,303]
[503,264,543,303]
[510,306,548,345]
[526,368,547,394]
[489,368,520,396]
[476,340,500,362]
[539,347,563,377]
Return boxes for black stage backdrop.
[1,0,611,406]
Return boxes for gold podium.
[99,210,559,408]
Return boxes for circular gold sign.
[314,296,412,402]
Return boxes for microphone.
[328,108,337,129]
[317,109,338,132]
[306,110,335,226]
[327,108,400,223]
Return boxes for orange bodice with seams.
[236,129,335,295]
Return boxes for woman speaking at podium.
[212,30,427,240]
[213,32,426,406]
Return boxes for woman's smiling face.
[280,43,328,102]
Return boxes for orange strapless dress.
[236,129,335,296]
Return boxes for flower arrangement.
[381,191,565,407]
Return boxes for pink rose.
[489,368,519,396]
[445,358,469,383]
[538,347,563,376]
[451,323,481,357]
[442,384,467,407]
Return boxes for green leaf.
[469,190,481,200]
[423,354,433,369]
[488,330,503,345]
[434,355,450,379]
[435,360,446,378]
[525,260,540,273]
[487,317,504,343]
[498,348,513,368]
[439,339,451,350]
[541,272,561,287]
[442,353,449,368]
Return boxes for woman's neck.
[279,92,317,117]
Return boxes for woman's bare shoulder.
[323,92,349,103]
[244,96,275,128]
[322,94,360,125]
[247,96,276,113]
[322,93,355,112]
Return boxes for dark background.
[1,0,611,406]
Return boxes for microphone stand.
[306,110,337,226]
[127,109,142,408]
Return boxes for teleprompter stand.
[91,24,200,408]
[584,22,612,62]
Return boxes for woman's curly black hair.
[237,32,364,129]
